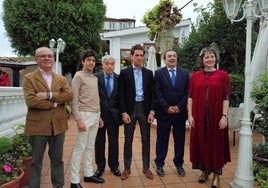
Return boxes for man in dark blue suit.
[118,44,155,180]
[94,55,122,178]
[154,49,189,177]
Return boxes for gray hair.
[102,55,115,64]
[35,47,54,56]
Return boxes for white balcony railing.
[0,87,27,137]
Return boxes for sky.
[0,0,211,57]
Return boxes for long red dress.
[189,70,231,174]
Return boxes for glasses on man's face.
[36,54,54,59]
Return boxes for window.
[109,22,115,30]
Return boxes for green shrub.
[229,73,244,107]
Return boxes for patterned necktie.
[106,76,112,97]
[170,69,176,87]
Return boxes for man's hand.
[99,118,104,128]
[36,92,48,100]
[147,113,154,124]
[76,119,86,132]
[167,106,180,114]
[122,113,131,124]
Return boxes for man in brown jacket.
[23,47,73,188]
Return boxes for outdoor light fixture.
[49,38,66,74]
[221,0,268,187]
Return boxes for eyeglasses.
[36,54,54,59]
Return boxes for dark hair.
[80,49,97,62]
[197,47,218,69]
[163,49,177,60]
[130,44,145,55]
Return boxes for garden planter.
[20,157,32,187]
[2,170,24,188]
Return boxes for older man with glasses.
[23,46,73,188]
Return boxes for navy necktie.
[106,76,112,97]
[170,69,176,87]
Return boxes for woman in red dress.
[187,47,231,188]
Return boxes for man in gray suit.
[94,55,122,177]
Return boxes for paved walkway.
[39,118,257,188]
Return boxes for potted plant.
[251,71,268,187]
[0,137,24,187]
[12,124,32,187]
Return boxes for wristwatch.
[47,92,51,100]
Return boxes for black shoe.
[94,169,104,177]
[111,168,121,176]
[156,166,165,177]
[70,183,83,188]
[177,166,185,177]
[84,175,105,183]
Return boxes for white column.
[230,0,256,187]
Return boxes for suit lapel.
[175,68,180,85]
[99,73,106,92]
[51,74,63,91]
[97,72,108,97]
[112,74,118,97]
[163,67,173,88]
[127,67,135,90]
[35,71,50,90]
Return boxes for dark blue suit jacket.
[154,66,189,120]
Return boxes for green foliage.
[251,71,268,140]
[0,137,12,154]
[11,125,32,159]
[11,133,32,159]
[252,160,268,187]
[251,72,268,115]
[229,74,244,107]
[3,0,106,75]
[0,137,24,185]
[142,0,182,40]
[253,143,268,158]
[178,0,258,75]
[251,72,268,186]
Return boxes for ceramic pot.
[2,170,24,188]
[20,157,32,187]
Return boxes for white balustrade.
[0,87,27,138]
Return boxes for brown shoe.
[121,169,131,180]
[143,169,154,179]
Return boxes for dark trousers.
[95,113,119,171]
[155,117,186,168]
[29,133,65,188]
[124,102,150,170]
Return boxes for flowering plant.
[0,137,24,185]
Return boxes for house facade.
[101,18,192,74]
